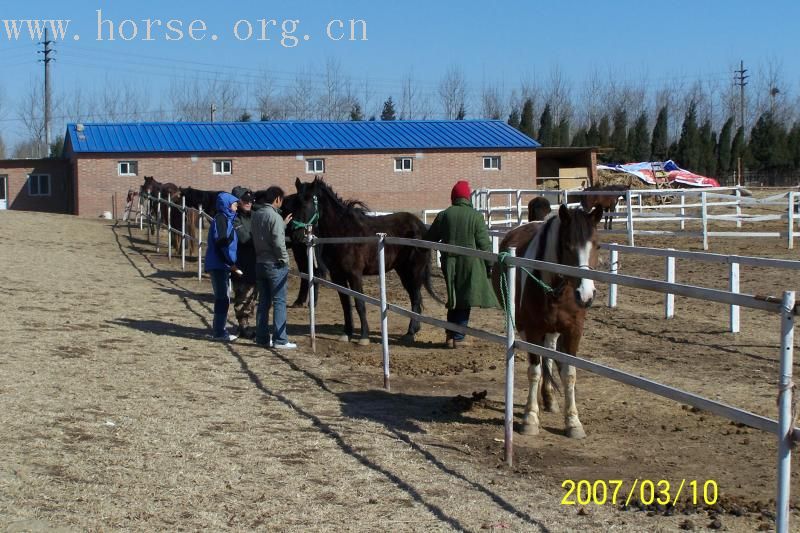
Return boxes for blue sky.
[0,0,798,148]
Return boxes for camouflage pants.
[232,280,257,331]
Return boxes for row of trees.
[3,59,800,179]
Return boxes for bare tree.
[318,58,352,120]
[17,77,46,158]
[170,76,242,122]
[480,83,504,119]
[544,64,573,125]
[438,65,468,119]
[285,68,317,120]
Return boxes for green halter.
[290,195,319,230]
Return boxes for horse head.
[557,204,603,308]
[141,176,157,194]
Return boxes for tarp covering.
[597,160,720,188]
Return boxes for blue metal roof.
[65,120,539,154]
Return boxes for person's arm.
[214,214,236,266]
[474,210,493,272]
[424,212,443,242]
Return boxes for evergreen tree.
[369,116,376,121]
[571,128,588,147]
[630,111,651,161]
[237,111,252,122]
[668,140,679,159]
[349,103,364,121]
[519,98,536,139]
[676,101,701,170]
[788,122,800,171]
[507,108,521,129]
[651,105,669,160]
[586,120,600,146]
[610,108,629,162]
[380,97,396,121]
[537,104,554,146]
[557,117,570,147]
[698,120,715,176]
[717,117,735,176]
[748,112,790,173]
[598,115,611,147]
[455,103,466,120]
[49,135,64,158]
[730,126,745,175]
[0,134,6,159]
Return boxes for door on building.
[0,176,7,210]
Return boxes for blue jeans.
[256,262,289,345]
[447,308,471,341]
[209,269,231,338]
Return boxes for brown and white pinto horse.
[494,205,603,439]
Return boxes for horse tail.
[422,253,445,306]
[541,356,561,393]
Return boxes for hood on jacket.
[216,192,239,219]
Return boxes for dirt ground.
[0,207,798,532]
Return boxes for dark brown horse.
[578,185,629,230]
[291,177,442,344]
[281,193,328,308]
[140,177,180,247]
[493,205,603,439]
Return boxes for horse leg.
[349,275,370,346]
[397,267,422,345]
[542,357,560,413]
[559,333,586,439]
[521,352,542,436]
[333,274,353,342]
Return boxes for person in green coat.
[425,180,499,348]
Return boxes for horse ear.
[590,205,604,226]
[558,203,570,222]
[295,177,302,191]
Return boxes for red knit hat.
[451,180,471,203]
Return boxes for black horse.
[290,177,442,345]
[281,193,328,308]
[180,187,221,215]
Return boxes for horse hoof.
[566,426,586,439]
[520,423,540,436]
[337,335,350,343]
[289,301,305,309]
[357,338,370,346]
[399,334,415,346]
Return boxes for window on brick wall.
[394,157,413,172]
[118,161,138,176]
[306,158,325,174]
[28,174,51,196]
[483,156,501,170]
[213,160,232,175]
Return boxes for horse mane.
[312,177,371,215]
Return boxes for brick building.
[1,120,542,217]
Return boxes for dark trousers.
[232,279,257,332]
[446,308,471,341]
[209,269,231,338]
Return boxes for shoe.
[212,333,238,342]
[445,338,455,348]
[453,337,472,348]
[255,337,273,347]
[273,341,297,350]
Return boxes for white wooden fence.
[470,187,800,250]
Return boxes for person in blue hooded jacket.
[205,192,241,341]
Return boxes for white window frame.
[28,174,51,197]
[483,156,501,170]
[306,158,325,174]
[394,157,413,172]
[118,161,138,176]
[213,160,233,175]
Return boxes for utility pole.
[210,103,217,122]
[39,28,55,157]
[734,60,749,186]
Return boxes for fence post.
[377,233,390,390]
[145,194,151,242]
[167,200,172,261]
[139,194,144,231]
[504,246,517,466]
[198,206,204,282]
[735,188,742,229]
[680,192,686,231]
[608,245,618,308]
[665,250,675,319]
[156,192,162,253]
[516,190,523,225]
[729,261,740,333]
[776,290,795,533]
[701,191,709,250]
[181,197,186,272]
[626,190,635,246]
[307,231,316,354]
[788,192,795,250]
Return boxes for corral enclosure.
[0,205,799,531]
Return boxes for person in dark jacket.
[425,180,498,348]
[231,187,258,338]
[205,192,240,341]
